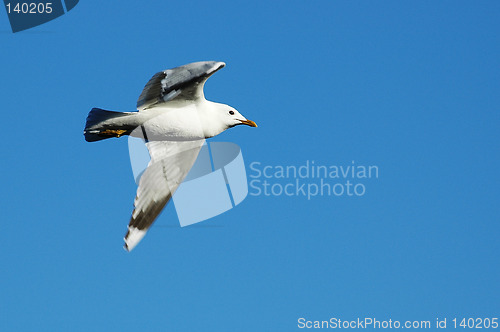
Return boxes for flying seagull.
[83,61,257,251]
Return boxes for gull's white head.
[203,102,257,138]
[222,105,258,129]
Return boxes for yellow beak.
[239,119,258,127]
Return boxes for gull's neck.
[198,100,228,138]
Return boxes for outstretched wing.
[124,138,204,251]
[136,61,225,110]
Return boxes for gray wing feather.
[136,61,225,110]
[125,139,204,246]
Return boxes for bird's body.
[130,101,233,140]
[87,101,247,141]
[83,61,256,251]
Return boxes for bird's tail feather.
[84,108,136,142]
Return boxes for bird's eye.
[229,110,235,115]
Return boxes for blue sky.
[1,1,499,330]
